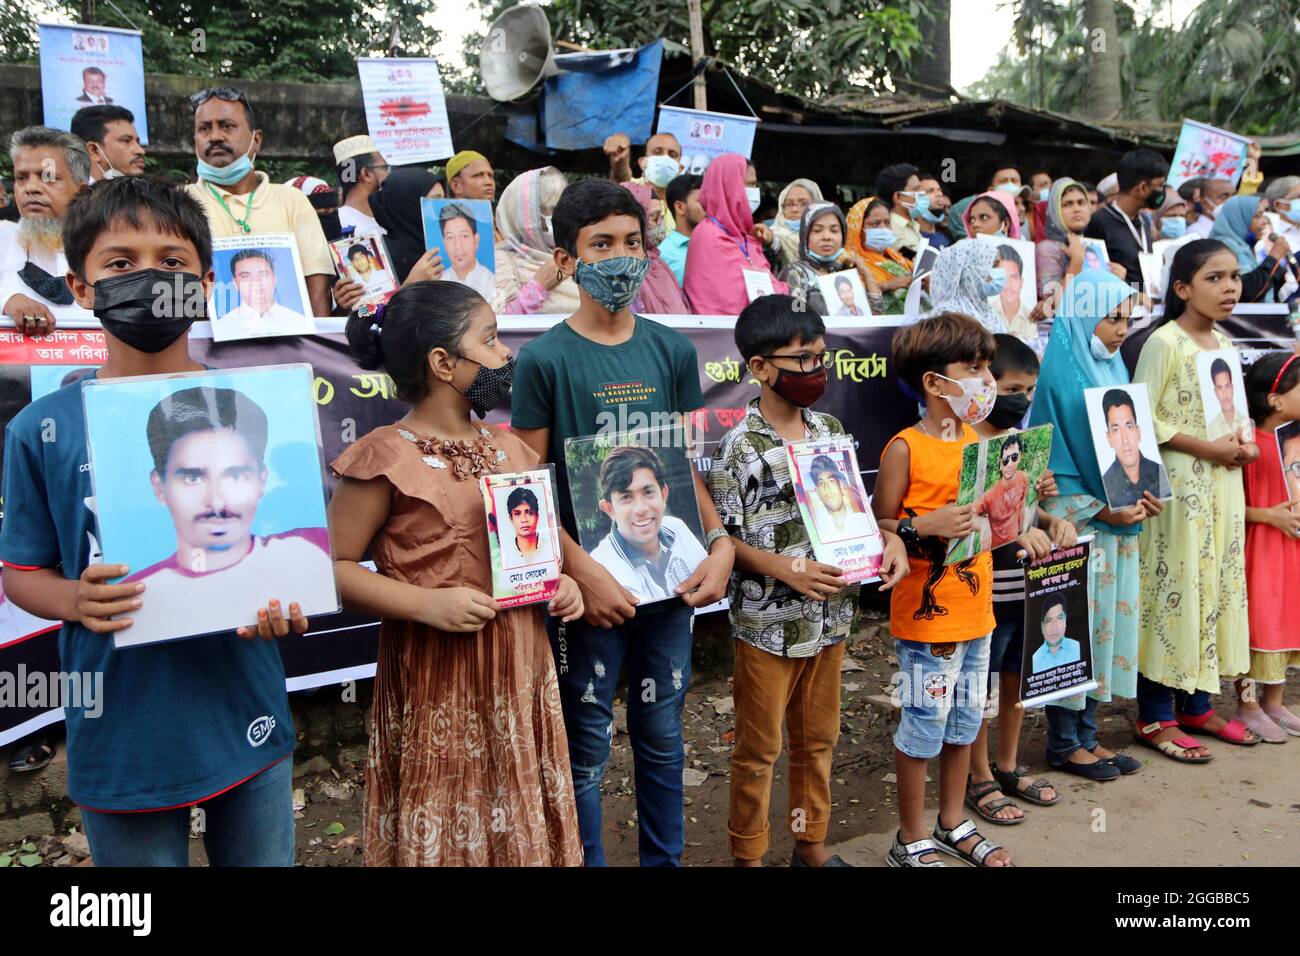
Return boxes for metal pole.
[688,0,708,111]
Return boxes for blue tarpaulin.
[506,39,663,153]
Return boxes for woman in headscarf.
[771,178,824,269]
[492,166,580,314]
[947,195,975,243]
[1035,177,1094,300]
[684,153,787,315]
[919,237,1005,333]
[776,201,874,315]
[1208,194,1292,303]
[370,166,439,285]
[1027,270,1153,779]
[621,181,691,314]
[962,191,1022,240]
[845,196,913,314]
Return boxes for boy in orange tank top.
[872,312,1012,868]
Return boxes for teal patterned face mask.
[574,255,650,312]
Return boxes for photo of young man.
[438,203,494,299]
[499,485,554,569]
[1030,597,1081,674]
[120,385,334,645]
[804,454,874,542]
[343,240,390,292]
[222,248,309,334]
[1099,388,1171,508]
[972,433,1031,551]
[1203,354,1252,442]
[588,445,708,603]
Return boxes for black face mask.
[93,269,204,353]
[318,211,343,242]
[19,262,75,306]
[1145,185,1166,210]
[456,356,515,419]
[987,391,1032,430]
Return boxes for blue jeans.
[548,603,693,867]
[80,757,294,867]
[1136,673,1212,724]
[1046,697,1100,763]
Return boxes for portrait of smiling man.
[120,385,333,646]
[589,444,708,603]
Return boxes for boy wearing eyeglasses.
[966,333,1076,828]
[708,294,908,868]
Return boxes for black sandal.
[964,779,1024,825]
[992,762,1060,806]
[8,741,55,773]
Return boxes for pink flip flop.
[1176,710,1261,746]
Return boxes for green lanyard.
[205,180,257,234]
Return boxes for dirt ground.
[5,607,1298,868]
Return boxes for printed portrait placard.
[945,425,1054,565]
[786,436,883,583]
[1021,537,1098,707]
[815,269,872,318]
[209,234,316,342]
[563,423,707,606]
[482,467,562,608]
[330,232,398,309]
[1196,348,1254,443]
[420,198,496,301]
[1083,384,1173,511]
[81,365,339,649]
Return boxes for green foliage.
[968,0,1300,135]
[463,0,931,99]
[1,1,447,85]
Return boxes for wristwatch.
[704,527,731,552]
[896,516,921,554]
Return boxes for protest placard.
[1021,537,1097,707]
[357,57,454,165]
[482,467,562,608]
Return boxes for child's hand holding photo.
[546,573,585,622]
[914,501,973,540]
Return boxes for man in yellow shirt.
[184,87,333,317]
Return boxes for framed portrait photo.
[81,364,339,649]
[482,467,562,608]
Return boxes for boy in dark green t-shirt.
[511,179,734,866]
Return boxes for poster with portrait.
[482,467,562,608]
[655,105,758,176]
[420,198,495,301]
[1196,348,1254,443]
[1081,238,1110,272]
[1021,537,1098,707]
[563,423,708,606]
[330,232,397,308]
[1083,384,1173,510]
[945,425,1053,565]
[742,269,774,303]
[815,269,871,318]
[356,57,454,165]
[38,22,149,144]
[976,235,1037,320]
[786,436,883,583]
[209,234,316,342]
[1168,118,1250,191]
[1275,421,1300,506]
[81,365,339,649]
[911,238,939,279]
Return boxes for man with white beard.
[0,127,93,333]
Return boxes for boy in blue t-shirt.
[511,179,735,866]
[0,177,309,866]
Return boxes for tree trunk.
[912,0,952,94]
[1083,0,1122,120]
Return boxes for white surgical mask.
[745,186,761,213]
[1090,335,1121,361]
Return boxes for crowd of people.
[0,84,1299,869]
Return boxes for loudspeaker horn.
[480,3,561,102]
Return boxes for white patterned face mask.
[932,372,996,424]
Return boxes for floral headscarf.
[919,237,1005,332]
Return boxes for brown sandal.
[964,779,1024,825]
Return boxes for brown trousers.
[727,638,844,860]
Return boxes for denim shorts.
[893,634,991,759]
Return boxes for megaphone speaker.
[481,3,560,102]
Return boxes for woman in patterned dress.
[329,281,585,865]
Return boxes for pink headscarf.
[621,181,691,314]
[962,191,1023,239]
[684,153,787,315]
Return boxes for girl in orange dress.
[329,281,585,866]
